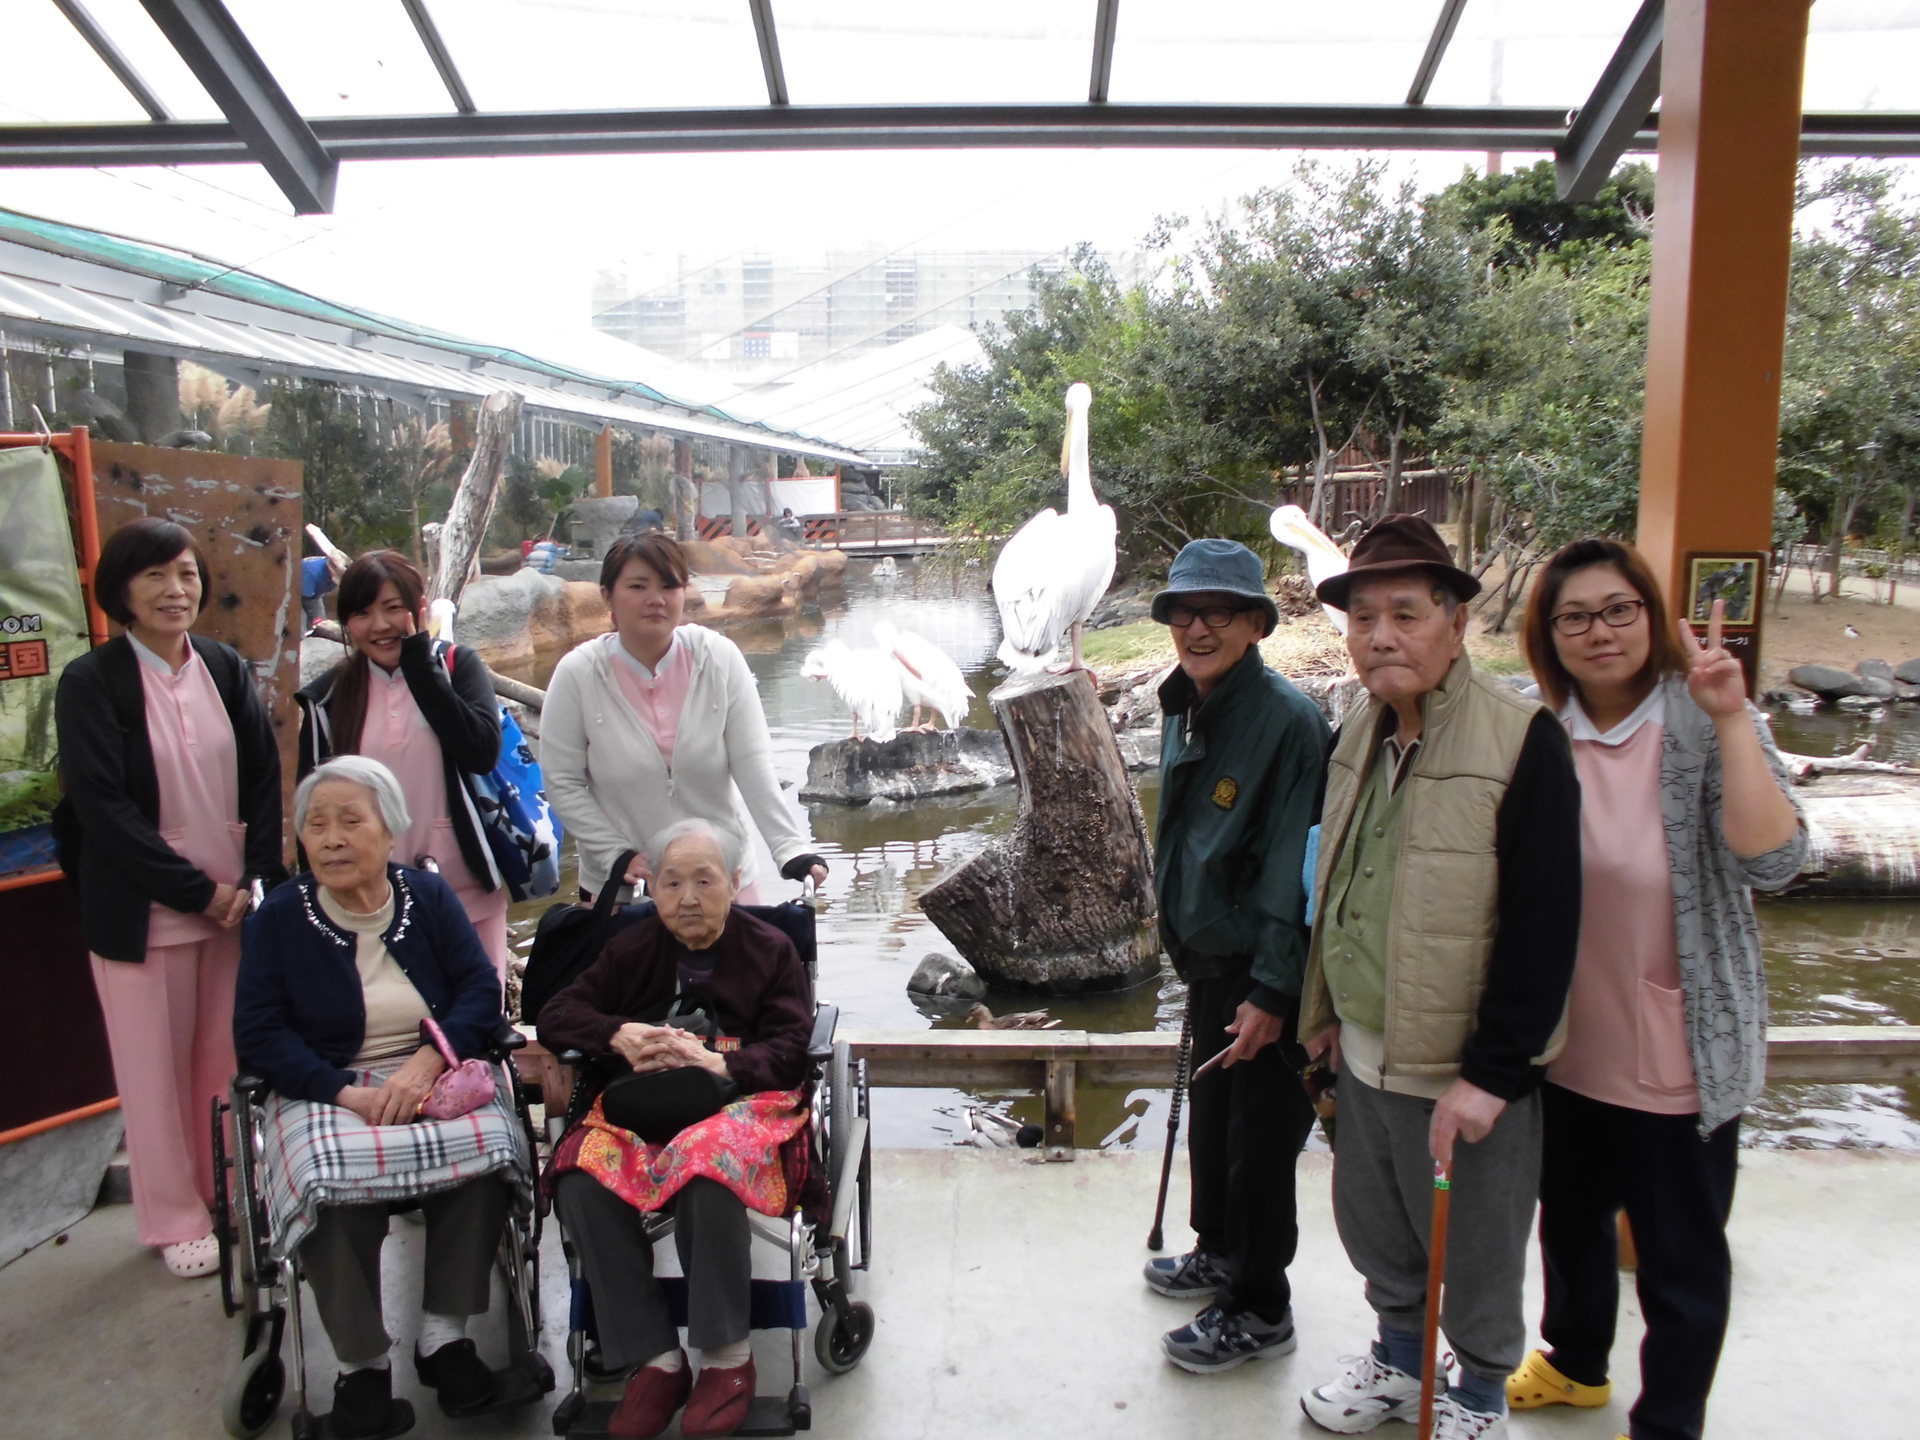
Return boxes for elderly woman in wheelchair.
[232,756,533,1440]
[538,817,815,1440]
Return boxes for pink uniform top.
[610,632,691,772]
[134,635,244,948]
[1548,692,1698,1114]
[355,664,496,916]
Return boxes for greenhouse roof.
[3,2,1919,216]
[0,205,870,462]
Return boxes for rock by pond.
[905,951,989,1000]
[1789,664,1912,706]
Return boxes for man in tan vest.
[1295,516,1581,1440]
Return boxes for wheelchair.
[210,1020,555,1439]
[545,896,875,1437]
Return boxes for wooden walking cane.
[1146,1007,1194,1249]
[1419,1160,1453,1440]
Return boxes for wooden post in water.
[920,668,1159,992]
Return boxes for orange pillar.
[1635,0,1809,620]
[594,425,613,497]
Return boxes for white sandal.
[161,1234,220,1279]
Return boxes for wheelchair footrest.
[559,1393,803,1437]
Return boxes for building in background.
[592,247,1152,379]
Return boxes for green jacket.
[1155,647,1331,1013]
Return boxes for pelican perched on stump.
[992,383,1118,674]
[1269,503,1351,635]
[802,639,903,742]
[874,621,970,730]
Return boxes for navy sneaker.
[1161,1304,1297,1373]
[1142,1248,1230,1299]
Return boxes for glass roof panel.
[1804,0,1920,111]
[13,0,225,122]
[776,1,1096,106]
[425,0,767,111]
[224,0,453,117]
[1110,2,1441,107]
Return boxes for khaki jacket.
[1302,654,1568,1091]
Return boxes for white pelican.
[1269,503,1351,636]
[871,556,900,581]
[802,639,903,742]
[992,382,1118,673]
[426,597,458,643]
[873,620,970,731]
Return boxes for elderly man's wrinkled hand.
[1428,1077,1506,1170]
[1221,1001,1282,1068]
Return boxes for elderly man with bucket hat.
[1140,538,1331,1372]
[1294,516,1581,1440]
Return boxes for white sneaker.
[1431,1394,1507,1439]
[1300,1352,1424,1433]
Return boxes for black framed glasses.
[1551,599,1647,636]
[1166,603,1256,630]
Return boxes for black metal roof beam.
[6,104,1920,167]
[747,0,789,107]
[1407,0,1469,105]
[52,0,172,121]
[400,0,475,115]
[1089,0,1121,103]
[1556,0,1664,201]
[135,0,336,213]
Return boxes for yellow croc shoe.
[1506,1350,1612,1409]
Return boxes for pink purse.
[417,1016,497,1121]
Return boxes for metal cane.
[1418,1160,1454,1440]
[1146,1006,1194,1250]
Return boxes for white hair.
[295,755,411,837]
[651,817,743,878]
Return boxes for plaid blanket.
[548,1089,808,1218]
[262,1062,532,1259]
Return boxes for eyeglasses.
[1166,603,1256,630]
[1551,599,1647,637]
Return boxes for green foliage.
[1777,164,1920,593]
[1432,159,1654,267]
[262,379,406,551]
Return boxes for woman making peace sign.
[1512,538,1805,1440]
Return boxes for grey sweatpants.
[1332,1075,1541,1382]
[555,1171,751,1366]
[300,1176,512,1365]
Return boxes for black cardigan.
[296,633,503,891]
[54,633,287,963]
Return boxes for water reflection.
[508,559,1919,1149]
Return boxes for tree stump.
[920,669,1159,993]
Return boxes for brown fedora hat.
[1316,513,1481,612]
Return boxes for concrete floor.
[1,1147,1914,1439]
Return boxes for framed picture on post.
[1682,551,1767,695]
[1686,554,1763,626]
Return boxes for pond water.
[506,560,1920,1151]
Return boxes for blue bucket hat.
[1150,539,1279,635]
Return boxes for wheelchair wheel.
[220,1341,286,1438]
[813,1301,873,1375]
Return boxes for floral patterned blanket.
[548,1087,809,1216]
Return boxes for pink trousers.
[90,930,240,1247]
[454,883,510,983]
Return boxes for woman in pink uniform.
[55,517,285,1278]
[296,552,509,976]
[1511,538,1805,1440]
